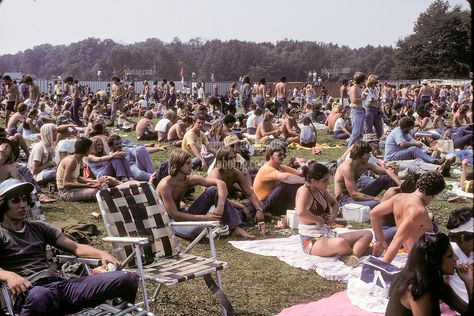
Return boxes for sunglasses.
[274,152,286,158]
[9,196,28,204]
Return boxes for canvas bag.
[437,139,454,153]
[360,255,401,297]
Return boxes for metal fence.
[33,79,240,96]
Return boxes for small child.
[300,116,317,148]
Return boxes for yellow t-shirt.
[181,130,209,157]
[254,163,299,201]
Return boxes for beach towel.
[276,290,459,316]
[229,230,408,282]
[276,290,381,316]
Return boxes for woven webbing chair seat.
[128,254,227,285]
[96,182,234,315]
[72,301,152,316]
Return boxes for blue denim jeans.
[382,225,397,245]
[262,182,303,216]
[172,186,243,240]
[18,271,138,315]
[128,146,155,181]
[336,175,397,209]
[385,146,436,163]
[348,107,366,147]
[365,107,383,138]
[88,158,133,180]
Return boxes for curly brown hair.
[416,172,445,196]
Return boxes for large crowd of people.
[0,72,472,315]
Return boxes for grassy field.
[11,117,473,315]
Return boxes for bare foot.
[231,226,255,239]
[39,194,57,203]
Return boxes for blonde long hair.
[40,123,56,148]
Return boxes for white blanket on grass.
[229,228,408,283]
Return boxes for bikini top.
[305,184,330,217]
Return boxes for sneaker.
[432,157,446,165]
[339,255,360,267]
[437,158,453,177]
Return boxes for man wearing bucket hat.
[0,178,138,315]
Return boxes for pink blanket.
[276,290,459,316]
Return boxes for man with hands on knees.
[157,149,254,239]
[0,178,138,315]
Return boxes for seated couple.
[296,162,373,267]
[87,134,167,182]
[157,149,254,239]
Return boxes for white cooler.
[341,204,370,223]
[286,209,299,229]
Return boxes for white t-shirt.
[198,87,205,99]
[155,118,171,132]
[447,242,473,304]
[247,114,263,129]
[138,99,148,109]
[300,125,315,143]
[55,139,76,165]
[27,142,55,180]
[333,118,347,132]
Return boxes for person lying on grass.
[296,162,372,267]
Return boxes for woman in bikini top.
[295,162,373,266]
[305,183,330,220]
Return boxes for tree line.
[0,1,470,82]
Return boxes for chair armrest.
[103,236,149,244]
[170,221,220,228]
[55,254,101,266]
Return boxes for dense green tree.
[392,0,471,79]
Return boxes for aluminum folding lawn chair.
[1,191,152,316]
[96,182,235,315]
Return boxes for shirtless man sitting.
[256,112,282,144]
[135,110,158,141]
[334,141,400,209]
[208,148,265,223]
[370,171,445,263]
[3,103,30,158]
[157,149,254,239]
[5,103,27,136]
[280,108,301,143]
[168,117,193,147]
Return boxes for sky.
[0,0,470,55]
